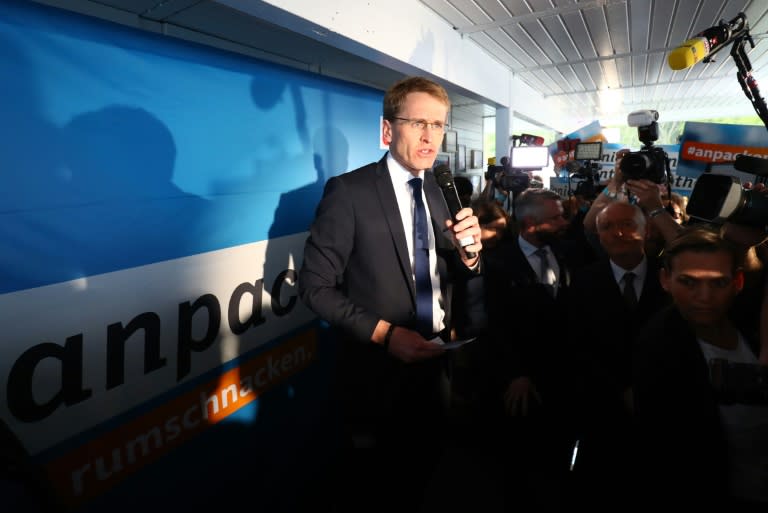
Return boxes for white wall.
[218,0,583,134]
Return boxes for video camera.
[568,141,603,198]
[486,136,549,195]
[710,358,768,405]
[687,154,768,228]
[621,109,672,185]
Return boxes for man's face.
[532,199,568,244]
[596,203,646,260]
[382,92,448,175]
[660,250,744,328]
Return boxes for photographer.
[580,148,676,259]
[481,156,516,211]
[582,149,630,234]
[633,225,768,512]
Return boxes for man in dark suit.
[298,76,483,513]
[567,201,670,510]
[483,187,578,512]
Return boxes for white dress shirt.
[387,154,445,334]
[608,257,647,304]
[518,235,560,295]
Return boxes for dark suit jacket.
[485,235,575,406]
[298,155,484,426]
[566,256,669,497]
[568,256,669,412]
[632,306,763,510]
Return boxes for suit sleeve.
[298,176,379,342]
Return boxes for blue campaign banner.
[0,0,383,295]
[552,141,686,198]
[596,142,625,183]
[677,121,768,179]
[0,1,384,511]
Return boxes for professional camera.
[485,158,530,195]
[687,154,768,228]
[568,141,603,198]
[620,110,672,185]
[710,358,768,405]
[486,142,549,195]
[497,169,533,194]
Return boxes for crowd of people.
[453,146,768,513]
[297,75,768,513]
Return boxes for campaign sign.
[676,121,768,186]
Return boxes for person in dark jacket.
[633,224,768,513]
[568,201,671,510]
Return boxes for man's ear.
[733,269,745,292]
[382,119,392,146]
[659,267,670,292]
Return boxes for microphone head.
[668,37,708,70]
[433,164,454,188]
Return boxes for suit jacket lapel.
[423,170,450,246]
[510,238,539,285]
[374,157,416,299]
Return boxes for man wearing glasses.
[299,76,484,513]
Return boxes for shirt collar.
[609,256,647,284]
[518,235,547,258]
[387,152,424,187]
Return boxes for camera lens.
[620,152,652,180]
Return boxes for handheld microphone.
[668,12,748,71]
[432,164,477,259]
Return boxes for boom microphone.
[432,164,477,259]
[668,12,748,71]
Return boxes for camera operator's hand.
[624,178,664,211]
[503,376,542,416]
[626,178,684,246]
[582,166,628,233]
[742,181,767,192]
[613,149,629,186]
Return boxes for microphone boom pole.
[730,29,768,132]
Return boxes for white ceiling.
[420,0,768,126]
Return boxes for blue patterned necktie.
[409,177,433,335]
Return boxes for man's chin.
[538,231,564,244]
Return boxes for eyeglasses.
[391,117,448,132]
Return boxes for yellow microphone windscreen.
[668,37,709,70]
